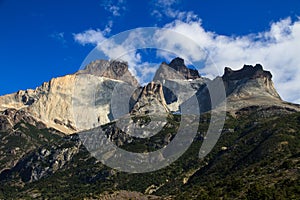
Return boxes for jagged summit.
[216,63,300,114]
[153,57,208,112]
[223,64,272,81]
[153,57,201,81]
[77,59,139,87]
[169,57,201,80]
[221,63,280,99]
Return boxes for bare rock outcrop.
[153,57,201,82]
[76,59,139,87]
[154,57,200,81]
[131,81,169,115]
[0,108,46,131]
[222,64,280,99]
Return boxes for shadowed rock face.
[223,64,272,81]
[168,57,201,80]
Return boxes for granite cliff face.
[0,75,78,133]
[0,75,120,134]
[0,61,139,134]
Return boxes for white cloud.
[151,0,198,23]
[51,32,64,39]
[133,62,160,85]
[73,29,106,45]
[156,0,178,7]
[87,0,126,40]
[109,5,121,16]
[104,20,114,34]
[263,18,293,42]
[151,0,177,19]
[102,0,126,17]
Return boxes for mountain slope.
[153,58,209,112]
[222,64,292,111]
[0,107,299,199]
[0,108,62,174]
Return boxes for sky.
[0,0,300,103]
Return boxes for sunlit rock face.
[0,74,127,134]
[0,60,140,134]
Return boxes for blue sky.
[1,0,300,102]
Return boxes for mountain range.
[0,57,299,199]
[1,57,298,134]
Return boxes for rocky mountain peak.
[77,59,139,87]
[218,63,288,112]
[1,59,299,136]
[223,64,272,81]
[169,57,185,68]
[169,57,201,80]
[153,57,201,81]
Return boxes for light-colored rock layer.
[0,74,125,134]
